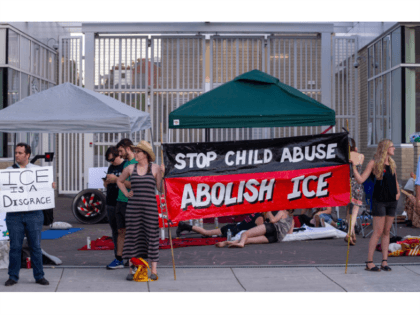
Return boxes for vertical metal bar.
[202,37,205,92]
[289,39,292,87]
[220,39,224,83]
[261,37,264,72]
[166,38,169,91]
[215,38,218,86]
[197,37,200,91]
[225,39,228,84]
[210,37,213,90]
[182,38,185,91]
[252,39,254,70]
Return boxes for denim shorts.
[318,213,333,224]
[372,200,398,217]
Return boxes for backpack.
[12,163,54,226]
[363,173,376,211]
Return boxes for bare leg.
[255,216,264,226]
[380,216,395,267]
[242,236,269,245]
[150,261,158,275]
[216,216,264,248]
[192,226,222,236]
[117,228,126,256]
[345,204,351,228]
[228,224,267,248]
[367,216,385,269]
[350,205,360,241]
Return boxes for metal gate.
[91,36,205,168]
[332,36,358,141]
[57,36,84,194]
[267,36,324,137]
[56,33,358,194]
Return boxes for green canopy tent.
[168,70,335,136]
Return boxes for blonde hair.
[373,139,396,180]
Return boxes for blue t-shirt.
[416,156,420,186]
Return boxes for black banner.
[163,132,349,178]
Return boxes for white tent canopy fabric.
[0,83,151,133]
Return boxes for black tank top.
[372,165,397,202]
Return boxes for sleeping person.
[176,213,266,238]
[216,210,294,248]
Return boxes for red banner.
[165,164,350,223]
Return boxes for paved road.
[39,196,420,268]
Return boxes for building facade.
[0,22,70,170]
[1,22,419,195]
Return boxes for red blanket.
[78,236,226,250]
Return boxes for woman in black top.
[351,139,400,272]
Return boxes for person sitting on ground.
[297,208,318,227]
[216,210,294,248]
[311,207,338,228]
[176,213,266,238]
[406,172,420,228]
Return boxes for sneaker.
[107,258,124,269]
[5,278,17,286]
[176,221,193,237]
[36,278,49,285]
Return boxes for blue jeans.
[106,205,118,257]
[6,211,44,282]
[318,213,333,225]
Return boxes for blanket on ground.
[78,236,226,250]
[376,236,420,256]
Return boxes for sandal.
[352,234,357,244]
[365,261,381,272]
[150,273,158,281]
[381,259,392,271]
[344,235,355,245]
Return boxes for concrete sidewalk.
[1,264,420,292]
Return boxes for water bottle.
[227,229,232,241]
[336,219,342,229]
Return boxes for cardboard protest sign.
[0,166,55,213]
[162,132,350,223]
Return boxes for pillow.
[49,222,73,230]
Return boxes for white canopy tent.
[0,82,152,196]
[0,82,151,133]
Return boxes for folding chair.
[356,202,373,238]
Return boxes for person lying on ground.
[215,210,294,248]
[176,213,266,238]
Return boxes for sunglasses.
[106,156,116,163]
[133,149,145,154]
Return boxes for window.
[8,29,19,68]
[369,26,420,144]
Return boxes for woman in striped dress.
[117,140,163,281]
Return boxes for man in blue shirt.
[5,143,55,286]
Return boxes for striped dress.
[122,163,160,262]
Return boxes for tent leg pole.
[205,129,209,143]
[13,133,17,164]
